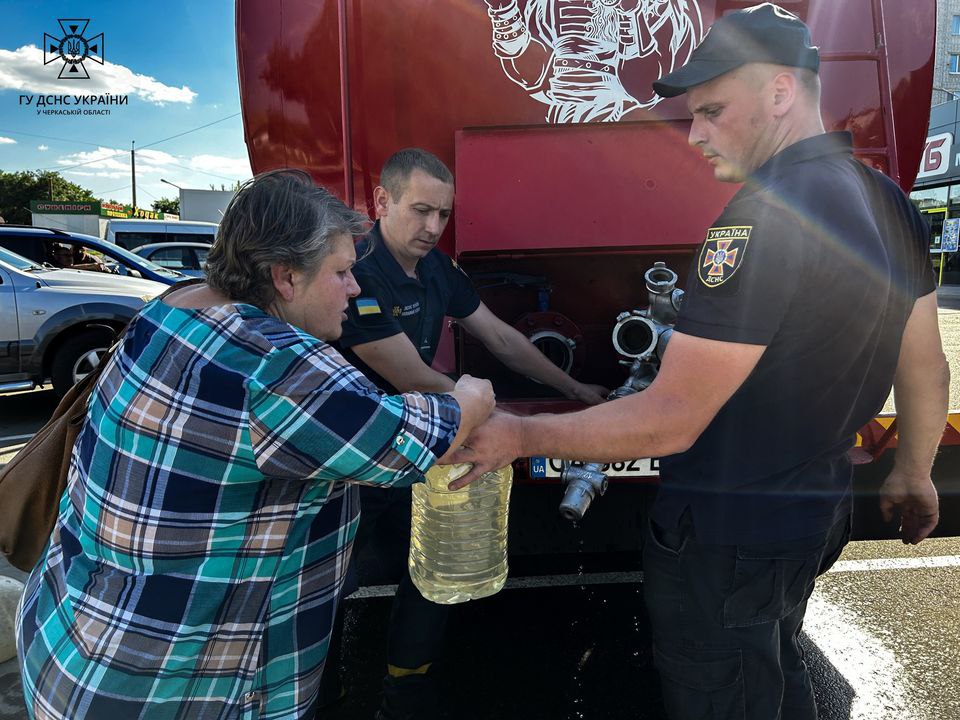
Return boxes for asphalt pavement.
[3,540,957,720]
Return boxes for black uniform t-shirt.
[655,132,936,544]
[338,222,481,393]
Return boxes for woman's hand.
[454,374,496,423]
[440,375,496,464]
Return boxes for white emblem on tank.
[485,0,704,123]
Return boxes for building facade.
[911,99,960,284]
[935,0,960,105]
[904,3,960,284]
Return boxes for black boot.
[374,672,440,720]
[315,663,347,711]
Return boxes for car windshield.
[73,236,184,278]
[0,245,46,271]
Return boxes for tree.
[0,170,98,225]
[151,196,180,214]
[209,181,242,191]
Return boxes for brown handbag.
[0,346,117,571]
[0,282,200,572]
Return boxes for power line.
[98,183,131,196]
[162,159,244,182]
[33,112,244,173]
[139,113,241,150]
[39,149,129,173]
[0,129,123,151]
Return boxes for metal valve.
[559,462,608,521]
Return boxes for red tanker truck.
[236,0,958,568]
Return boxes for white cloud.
[0,136,16,144]
[0,45,197,104]
[37,144,48,151]
[66,169,128,179]
[189,154,252,179]
[58,146,132,173]
[58,146,179,170]
[57,148,252,189]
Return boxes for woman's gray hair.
[205,169,369,309]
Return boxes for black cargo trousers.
[337,484,450,671]
[643,510,851,720]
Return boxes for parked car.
[134,242,210,277]
[104,219,218,250]
[0,245,166,396]
[0,226,187,285]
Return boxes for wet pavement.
[320,538,960,720]
[3,538,957,720]
[810,538,960,720]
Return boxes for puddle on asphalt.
[561,524,650,719]
[804,591,917,720]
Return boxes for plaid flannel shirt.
[16,299,460,720]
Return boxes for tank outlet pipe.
[612,312,658,359]
[559,463,608,521]
[529,330,577,375]
[609,358,657,399]
[560,260,684,522]
[644,262,684,326]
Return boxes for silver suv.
[0,245,166,396]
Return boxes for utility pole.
[131,140,137,211]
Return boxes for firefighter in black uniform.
[323,148,607,719]
[450,5,947,720]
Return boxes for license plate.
[528,457,660,479]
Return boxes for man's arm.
[458,303,607,404]
[879,291,949,544]
[448,331,765,487]
[350,333,456,393]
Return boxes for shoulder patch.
[697,225,752,287]
[355,297,382,316]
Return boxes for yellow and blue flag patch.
[355,297,382,316]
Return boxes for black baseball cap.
[653,3,819,98]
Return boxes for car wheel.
[51,328,115,396]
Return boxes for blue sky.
[0,1,251,207]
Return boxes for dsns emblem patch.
[698,226,752,287]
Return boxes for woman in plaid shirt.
[15,170,495,720]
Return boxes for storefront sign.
[99,201,128,218]
[917,133,954,181]
[31,200,166,220]
[29,200,100,215]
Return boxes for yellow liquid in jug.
[409,463,513,604]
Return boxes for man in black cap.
[451,4,947,718]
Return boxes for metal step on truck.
[235,0,957,576]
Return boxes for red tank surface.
[236,1,953,545]
[237,0,934,211]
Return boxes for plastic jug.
[409,463,513,604]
